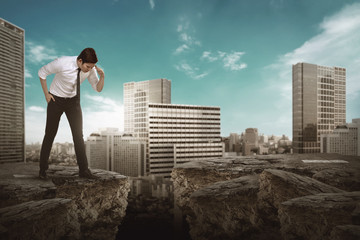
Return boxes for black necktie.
[76,68,81,99]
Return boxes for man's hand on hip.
[46,92,55,103]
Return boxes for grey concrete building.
[0,18,25,163]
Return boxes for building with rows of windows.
[148,103,224,177]
[321,118,360,156]
[292,62,346,153]
[86,128,146,177]
[0,18,25,163]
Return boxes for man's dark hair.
[77,48,98,64]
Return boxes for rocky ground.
[171,154,360,240]
[0,162,130,240]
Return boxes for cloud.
[83,94,124,135]
[223,52,247,71]
[175,61,208,80]
[29,106,45,112]
[201,51,218,62]
[26,41,58,64]
[149,0,155,10]
[25,107,46,144]
[201,50,248,71]
[269,0,285,10]
[268,2,360,99]
[263,2,360,136]
[173,17,201,55]
[174,44,190,55]
[25,68,33,78]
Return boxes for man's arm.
[95,65,105,92]
[40,78,55,103]
[38,57,61,102]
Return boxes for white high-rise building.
[321,118,360,156]
[0,18,25,163]
[85,128,146,177]
[148,103,224,177]
[123,79,171,137]
[292,63,346,153]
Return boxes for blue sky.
[1,0,360,144]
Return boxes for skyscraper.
[123,78,171,137]
[292,62,346,153]
[0,18,25,163]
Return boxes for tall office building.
[85,128,146,177]
[123,79,171,137]
[148,103,223,177]
[0,18,25,163]
[292,62,346,153]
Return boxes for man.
[38,48,105,179]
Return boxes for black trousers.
[39,94,88,172]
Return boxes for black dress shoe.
[39,170,47,180]
[79,169,98,179]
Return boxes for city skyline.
[1,0,360,144]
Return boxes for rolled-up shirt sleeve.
[38,58,62,79]
[88,68,100,91]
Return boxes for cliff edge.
[171,154,360,240]
[0,162,130,240]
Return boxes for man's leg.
[39,99,63,173]
[65,99,89,172]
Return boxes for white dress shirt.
[38,56,99,98]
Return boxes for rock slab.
[188,175,260,240]
[0,198,79,240]
[0,163,130,240]
[171,154,360,240]
[279,191,360,240]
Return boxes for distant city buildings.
[129,175,174,199]
[52,142,75,155]
[0,18,25,163]
[85,128,146,177]
[223,129,291,156]
[292,62,346,153]
[321,118,360,156]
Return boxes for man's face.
[78,59,95,73]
